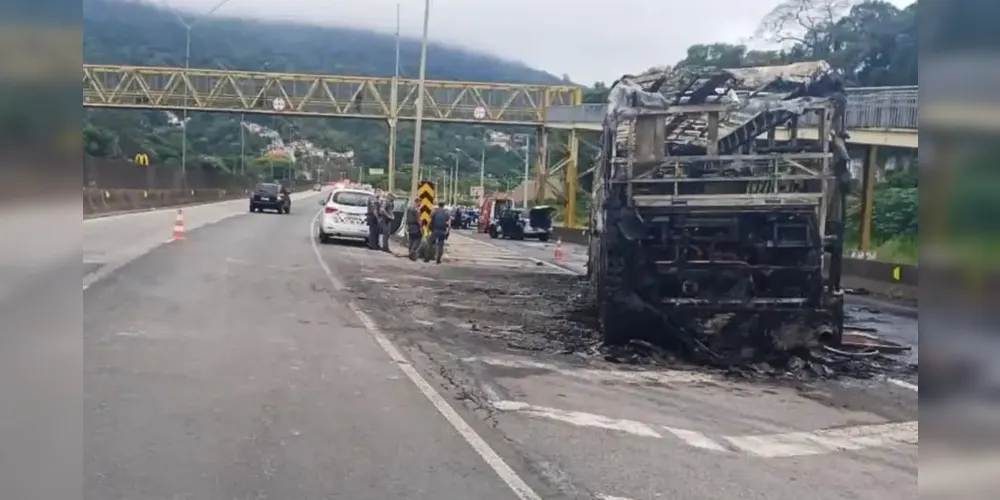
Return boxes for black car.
[250,182,291,214]
[494,206,554,241]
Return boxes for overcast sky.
[159,0,914,84]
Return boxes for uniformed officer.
[366,190,381,250]
[378,192,395,252]
[425,202,450,264]
[404,198,422,260]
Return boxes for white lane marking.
[660,426,729,452]
[723,420,918,458]
[309,210,543,500]
[596,495,635,500]
[492,401,664,439]
[888,378,918,391]
[491,396,915,458]
[465,356,722,386]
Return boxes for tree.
[753,0,917,86]
[756,0,858,50]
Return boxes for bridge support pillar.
[564,130,580,228]
[534,128,549,202]
[858,145,878,252]
[387,119,397,192]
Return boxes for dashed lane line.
[492,401,664,439]
[489,399,917,458]
[888,378,918,391]
[723,420,918,458]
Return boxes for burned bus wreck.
[587,61,851,360]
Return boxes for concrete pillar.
[534,127,549,201]
[858,145,878,253]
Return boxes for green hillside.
[83,0,564,189]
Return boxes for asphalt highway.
[82,196,918,500]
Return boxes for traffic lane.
[84,206,523,500]
[317,242,916,500]
[83,189,326,289]
[464,231,921,369]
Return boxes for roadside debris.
[425,268,915,384]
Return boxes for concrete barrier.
[83,186,310,216]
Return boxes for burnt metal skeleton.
[587,61,851,362]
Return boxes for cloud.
[157,0,915,84]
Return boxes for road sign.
[470,185,484,198]
[368,168,384,176]
[418,180,436,236]
[473,106,486,120]
[272,97,287,111]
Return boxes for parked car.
[495,205,555,241]
[316,188,374,244]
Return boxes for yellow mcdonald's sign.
[134,153,149,166]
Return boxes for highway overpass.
[544,86,918,149]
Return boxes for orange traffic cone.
[554,238,564,261]
[173,209,185,241]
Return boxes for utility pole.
[239,113,245,177]
[452,151,459,204]
[522,135,531,209]
[387,3,401,192]
[170,0,234,191]
[409,0,431,199]
[479,142,486,201]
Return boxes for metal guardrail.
[547,86,919,130]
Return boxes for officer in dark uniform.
[425,202,450,264]
[404,198,422,260]
[378,192,395,252]
[366,191,381,250]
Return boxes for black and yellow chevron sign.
[418,180,435,235]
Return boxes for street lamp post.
[452,150,460,204]
[169,0,235,190]
[409,0,432,199]
[511,133,531,208]
[388,3,401,192]
[239,113,245,176]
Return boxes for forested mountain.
[83,0,564,186]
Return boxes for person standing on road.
[404,198,422,260]
[366,189,381,250]
[425,202,450,264]
[378,192,395,253]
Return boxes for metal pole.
[409,0,431,199]
[239,113,245,177]
[181,26,191,190]
[388,3,400,192]
[479,142,486,200]
[453,153,459,204]
[522,135,530,208]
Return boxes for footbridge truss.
[82,64,581,125]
